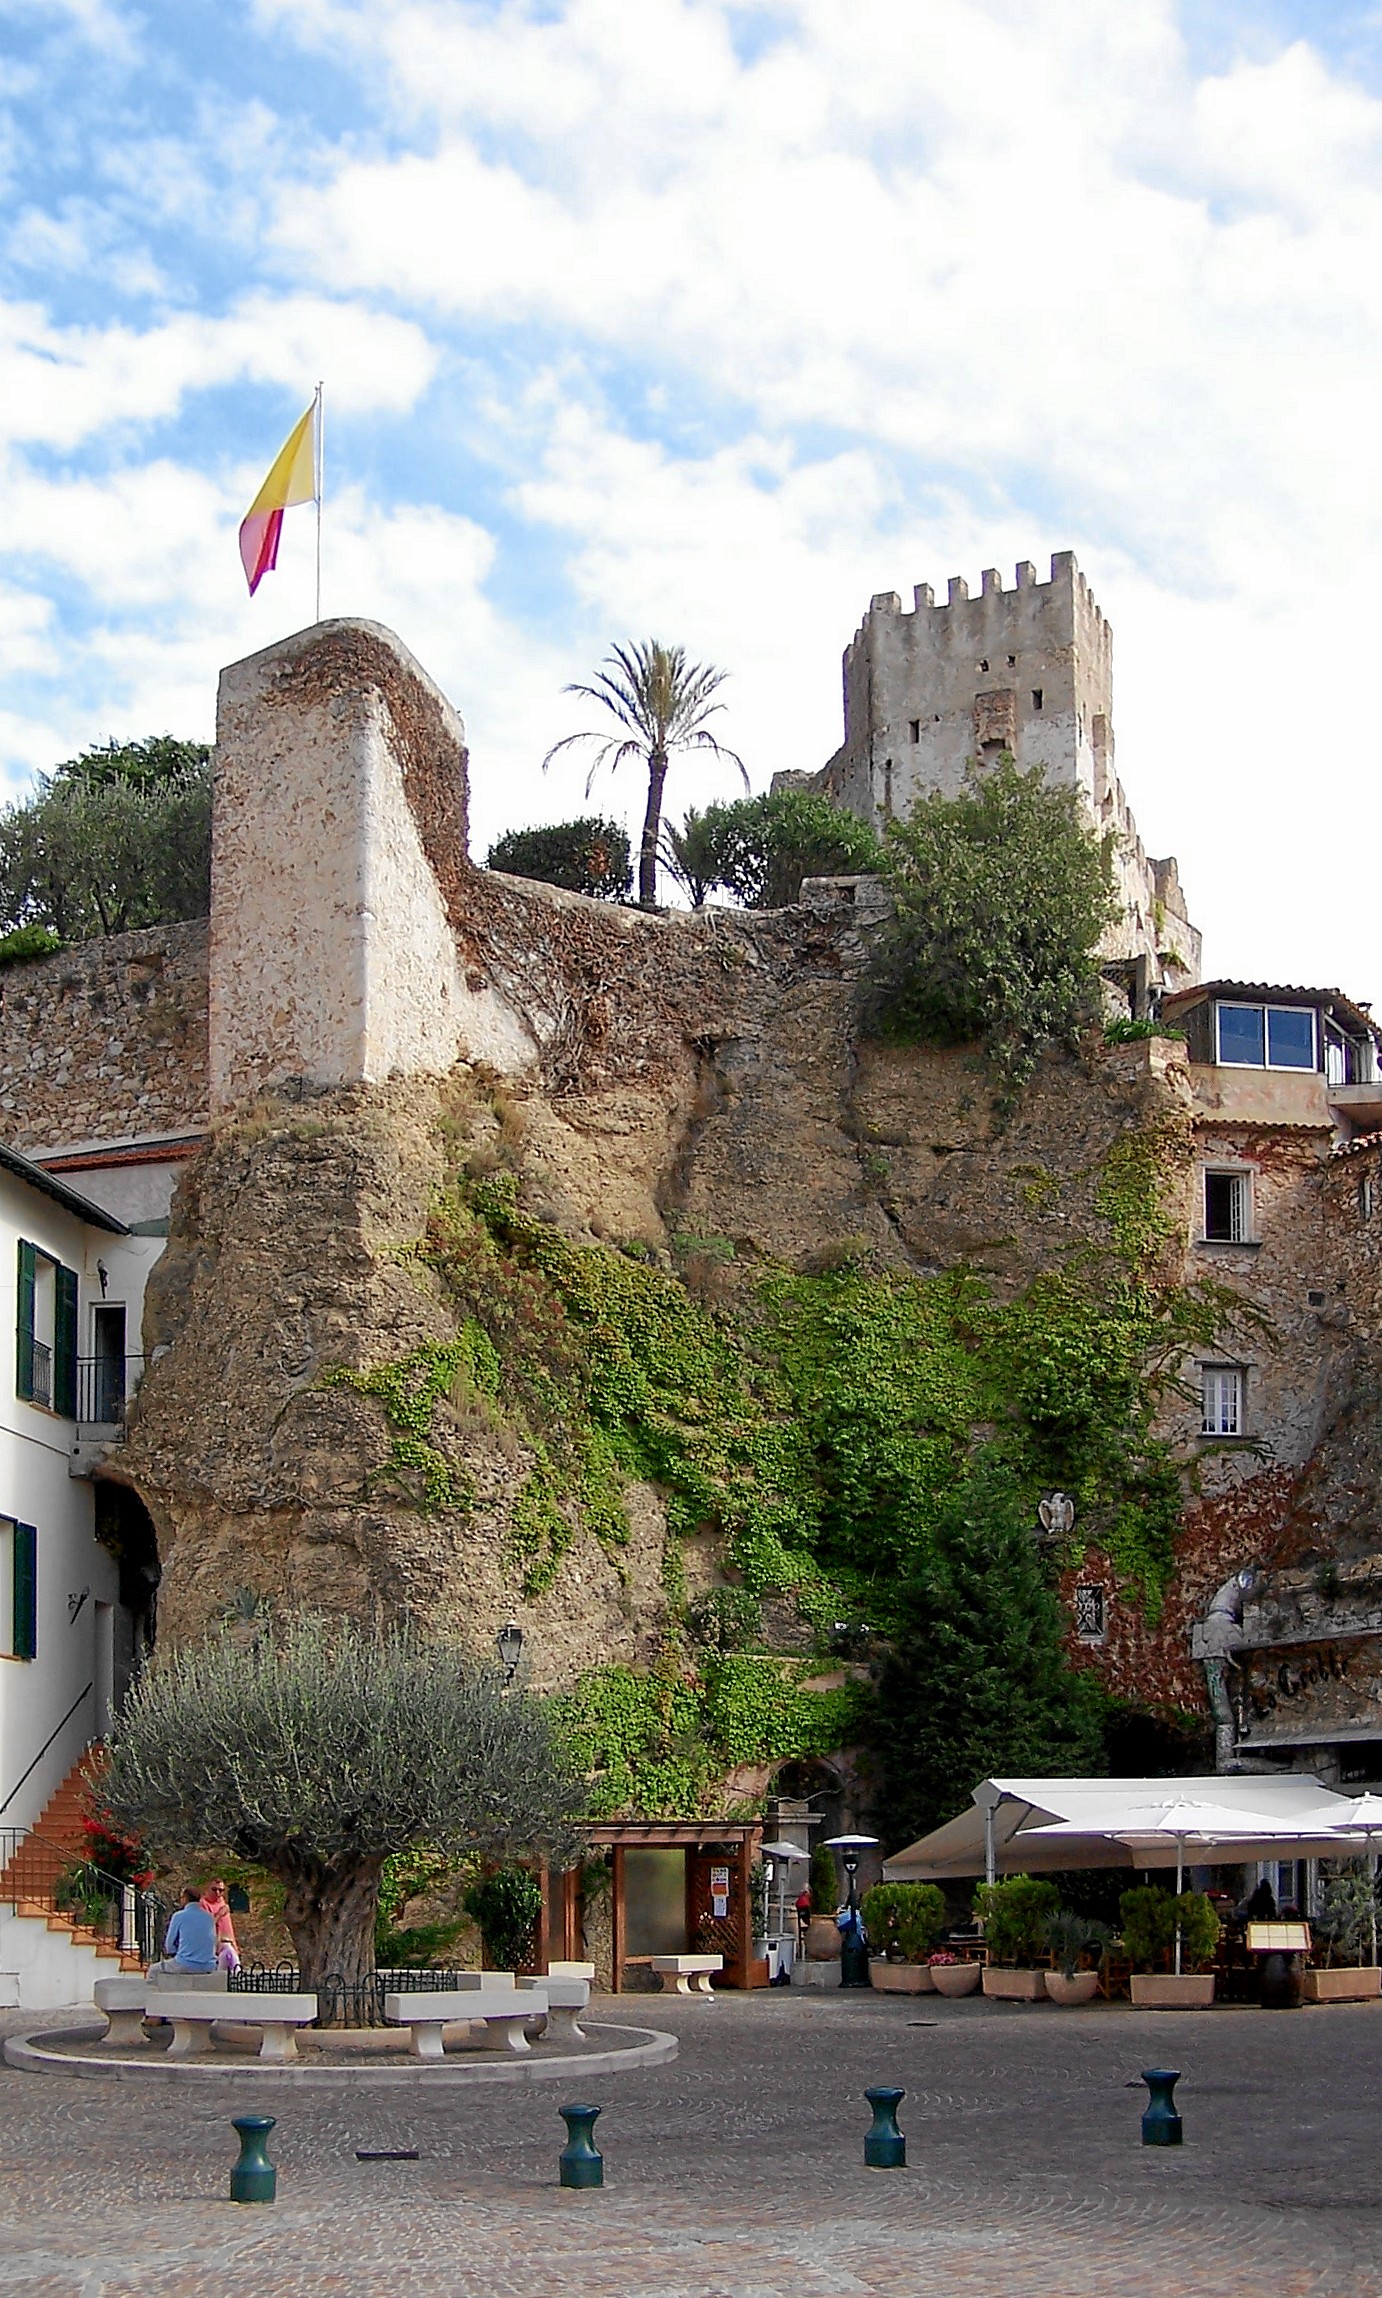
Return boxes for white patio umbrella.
[757,1841,809,1936]
[1322,1792,1382,1966]
[1029,1797,1296,1975]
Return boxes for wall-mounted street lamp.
[496,1621,524,1686]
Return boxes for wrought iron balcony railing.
[75,1353,146,1430]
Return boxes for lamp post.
[496,1621,524,1686]
[825,1833,879,1989]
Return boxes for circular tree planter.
[929,1961,982,1997]
[1044,1971,1100,2007]
[805,1917,840,1960]
[869,1961,936,1994]
[982,1967,1046,2001]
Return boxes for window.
[0,1522,37,1660]
[1215,1002,1316,1071]
[1032,688,1043,710]
[1360,1172,1375,1222]
[16,1242,77,1416]
[908,719,920,743]
[1074,1584,1106,1644]
[1201,1365,1244,1438]
[1203,1170,1250,1243]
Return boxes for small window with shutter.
[16,1242,78,1417]
[0,1522,36,1660]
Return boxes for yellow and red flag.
[239,400,318,595]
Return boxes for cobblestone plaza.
[2,1991,1378,2296]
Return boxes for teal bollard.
[229,2114,278,2203]
[559,2103,604,2189]
[1140,2069,1183,2147]
[864,2086,906,2169]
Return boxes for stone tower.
[811,552,1200,992]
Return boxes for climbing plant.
[322,1107,1247,1821]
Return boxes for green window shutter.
[54,1264,78,1420]
[15,1242,35,1403]
[12,1524,36,1661]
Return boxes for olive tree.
[99,1617,585,1991]
[0,736,211,940]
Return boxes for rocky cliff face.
[112,896,1214,1695]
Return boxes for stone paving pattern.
[1,1990,1378,2295]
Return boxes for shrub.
[0,923,61,967]
[1042,1908,1112,1980]
[1170,1890,1221,1969]
[1314,1862,1380,1967]
[1103,1015,1184,1045]
[462,1865,544,1971]
[810,1841,839,1912]
[663,788,884,909]
[487,817,633,900]
[861,1881,946,1962]
[867,759,1116,1096]
[974,1875,1060,1966]
[1119,1884,1174,1970]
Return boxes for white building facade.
[0,1142,162,1839]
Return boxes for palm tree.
[542,641,746,908]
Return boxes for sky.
[3,0,1382,992]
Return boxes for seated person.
[149,1885,219,1976]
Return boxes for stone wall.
[0,920,208,1154]
[17,616,1377,1781]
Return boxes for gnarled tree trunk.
[280,1855,385,2025]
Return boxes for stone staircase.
[0,1752,144,2001]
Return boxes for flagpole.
[314,380,324,623]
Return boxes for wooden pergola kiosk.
[541,1821,767,1992]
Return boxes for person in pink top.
[201,1879,241,1972]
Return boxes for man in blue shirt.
[151,1886,218,1975]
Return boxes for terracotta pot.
[929,1961,982,1997]
[1044,1970,1100,2007]
[982,1967,1046,2001]
[868,1960,936,1994]
[1130,1973,1215,2009]
[805,1917,840,1960]
[1302,1966,1381,2003]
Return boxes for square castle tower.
[810,551,1200,991]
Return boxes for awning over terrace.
[881,1775,1353,1881]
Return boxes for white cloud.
[0,293,436,456]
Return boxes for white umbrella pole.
[1175,1841,1184,1976]
[1372,1845,1378,1969]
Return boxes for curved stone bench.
[651,1954,722,1998]
[156,1990,318,2063]
[518,1974,590,2042]
[94,1976,150,2047]
[384,1986,548,2061]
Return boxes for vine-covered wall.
[118,947,1346,1822]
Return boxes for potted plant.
[975,1876,1059,1999]
[1304,1864,1382,2002]
[804,1842,841,1960]
[862,1883,946,1992]
[1042,1910,1111,2006]
[928,1949,981,1997]
[750,1859,771,1967]
[1122,1885,1219,2007]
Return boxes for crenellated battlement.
[813,550,1199,992]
